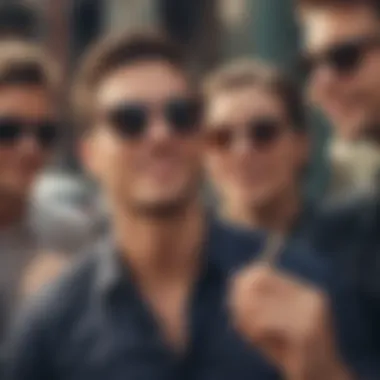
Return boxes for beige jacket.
[327,139,380,199]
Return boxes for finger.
[259,232,286,268]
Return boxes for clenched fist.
[229,263,352,380]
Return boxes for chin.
[128,174,201,217]
[129,186,198,218]
[244,189,274,208]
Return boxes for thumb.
[236,233,285,281]
[259,232,286,268]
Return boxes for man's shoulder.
[321,191,373,221]
[15,247,100,331]
[312,191,376,246]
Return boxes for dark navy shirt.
[310,194,380,379]
[3,219,371,380]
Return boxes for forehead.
[301,5,380,52]
[0,85,54,117]
[95,61,191,109]
[206,86,287,125]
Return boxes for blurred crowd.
[1,0,380,379]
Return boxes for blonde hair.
[203,59,307,132]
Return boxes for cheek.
[205,152,231,185]
[307,76,322,105]
[0,147,45,171]
[358,56,380,98]
[86,137,131,186]
[103,148,132,186]
[266,141,299,176]
[362,52,380,78]
[182,137,203,163]
[0,148,16,168]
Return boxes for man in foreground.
[5,31,355,380]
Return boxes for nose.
[145,115,173,143]
[230,134,252,157]
[17,134,43,156]
[309,64,338,103]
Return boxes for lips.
[139,156,183,182]
[232,167,267,185]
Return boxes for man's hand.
[229,263,352,380]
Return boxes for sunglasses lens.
[37,122,59,148]
[109,104,147,138]
[206,128,232,150]
[165,98,201,135]
[329,43,362,73]
[249,119,281,146]
[0,119,21,144]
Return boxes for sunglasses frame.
[205,118,286,152]
[301,34,380,77]
[103,97,202,140]
[0,117,59,148]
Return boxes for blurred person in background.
[328,138,380,198]
[32,170,106,252]
[203,59,312,238]
[298,0,380,368]
[0,41,88,342]
[0,41,61,339]
[299,0,380,198]
[6,31,356,380]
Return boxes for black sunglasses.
[106,97,202,139]
[0,117,59,148]
[300,35,380,77]
[205,118,284,151]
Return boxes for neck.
[222,188,301,234]
[113,198,205,285]
[0,192,27,229]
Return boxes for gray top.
[0,199,95,341]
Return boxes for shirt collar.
[207,219,265,275]
[95,235,129,298]
[94,216,240,300]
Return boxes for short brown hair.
[296,0,380,16]
[73,30,189,132]
[203,59,307,132]
[0,40,59,94]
